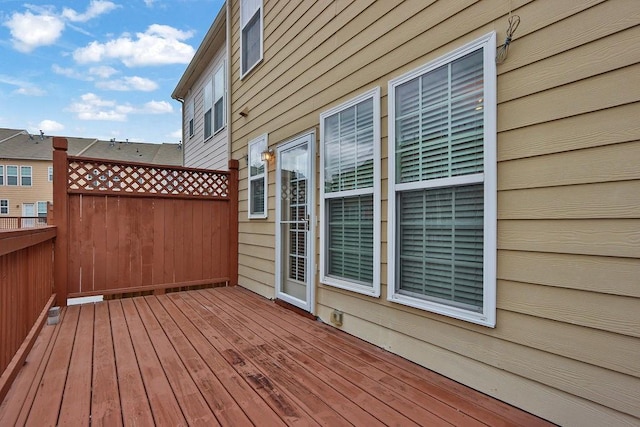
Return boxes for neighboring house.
[172,8,228,170]
[0,128,182,223]
[177,1,640,426]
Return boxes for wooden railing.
[0,217,48,229]
[52,137,239,304]
[0,227,56,401]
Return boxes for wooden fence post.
[52,137,69,306]
[228,159,239,286]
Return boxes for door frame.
[274,130,316,313]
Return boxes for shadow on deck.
[0,286,553,426]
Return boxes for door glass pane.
[279,143,308,302]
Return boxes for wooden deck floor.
[0,286,553,426]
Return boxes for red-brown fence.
[0,227,56,400]
[52,137,239,304]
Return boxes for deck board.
[109,299,154,426]
[120,298,187,426]
[26,305,79,426]
[58,304,94,425]
[91,301,122,427]
[0,287,555,426]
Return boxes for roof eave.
[172,2,227,100]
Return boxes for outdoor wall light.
[261,148,275,162]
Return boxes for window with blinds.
[388,33,497,327]
[248,134,268,218]
[213,64,225,133]
[320,88,380,296]
[240,0,262,77]
[21,166,32,186]
[7,165,18,186]
[203,77,213,139]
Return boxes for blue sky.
[0,0,224,143]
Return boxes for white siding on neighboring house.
[183,47,228,170]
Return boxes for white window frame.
[48,166,53,182]
[248,133,268,219]
[6,165,18,186]
[0,199,8,215]
[319,87,381,297]
[20,166,32,186]
[0,165,4,185]
[213,62,226,134]
[240,0,263,78]
[387,32,497,327]
[203,77,213,140]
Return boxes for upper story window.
[0,165,4,185]
[0,200,8,215]
[186,99,194,138]
[21,166,32,186]
[248,134,268,218]
[240,0,263,77]
[203,77,213,139]
[213,63,225,133]
[7,165,18,186]
[48,166,53,182]
[387,33,497,327]
[320,88,380,296]
[203,62,226,139]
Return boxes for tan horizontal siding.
[499,140,640,189]
[498,250,640,298]
[499,280,639,337]
[499,219,640,257]
[498,25,640,102]
[499,181,640,219]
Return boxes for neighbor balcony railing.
[0,217,48,229]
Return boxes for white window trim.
[7,165,18,186]
[0,199,8,215]
[319,87,381,297]
[248,133,268,219]
[387,32,497,327]
[20,166,33,186]
[48,166,53,182]
[0,165,4,186]
[213,61,226,135]
[239,0,264,79]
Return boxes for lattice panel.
[67,159,229,197]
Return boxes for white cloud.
[142,100,173,114]
[62,1,118,23]
[4,2,117,53]
[89,65,118,79]
[144,0,156,7]
[96,76,158,92]
[39,119,65,132]
[67,93,133,121]
[52,64,91,80]
[169,129,182,139]
[67,93,173,122]
[14,86,46,96]
[4,10,65,52]
[73,24,195,67]
[0,74,45,96]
